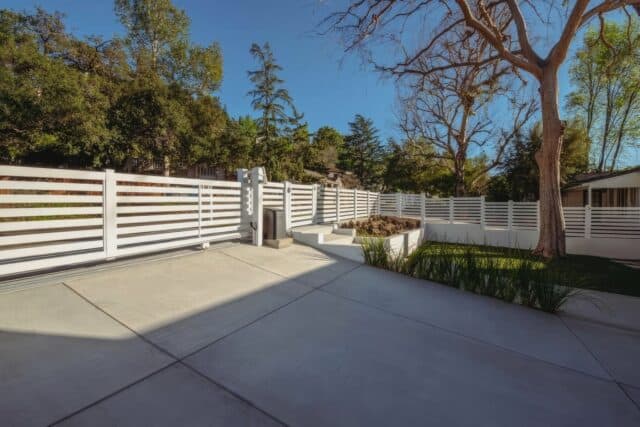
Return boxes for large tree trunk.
[453,165,465,197]
[534,67,566,258]
[454,149,466,197]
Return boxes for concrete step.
[292,227,364,263]
[322,233,354,244]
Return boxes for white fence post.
[103,169,117,259]
[250,167,264,246]
[198,183,203,239]
[396,193,402,217]
[311,184,318,224]
[536,200,540,231]
[584,204,591,238]
[236,168,248,182]
[366,191,370,216]
[507,200,514,230]
[448,197,454,223]
[480,195,486,229]
[336,187,341,223]
[238,168,252,243]
[353,190,358,219]
[420,193,426,224]
[283,181,292,232]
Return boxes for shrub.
[361,237,406,273]
[533,270,575,313]
[361,237,388,268]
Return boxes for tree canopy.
[567,19,640,172]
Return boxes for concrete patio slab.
[623,385,640,408]
[561,289,640,332]
[186,290,640,427]
[0,284,173,426]
[221,243,359,288]
[322,265,610,379]
[58,364,281,427]
[66,249,311,358]
[561,317,640,388]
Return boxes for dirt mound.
[341,215,421,237]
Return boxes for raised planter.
[353,228,424,257]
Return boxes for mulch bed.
[341,215,421,237]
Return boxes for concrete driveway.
[1,242,639,426]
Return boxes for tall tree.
[247,42,304,181]
[325,1,640,258]
[340,115,385,189]
[114,0,223,175]
[567,19,640,171]
[247,42,297,140]
[398,28,536,196]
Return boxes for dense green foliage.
[487,121,589,201]
[567,20,640,172]
[0,4,228,174]
[3,2,609,200]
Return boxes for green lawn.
[417,242,640,297]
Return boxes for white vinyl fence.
[418,196,639,259]
[2,164,639,278]
[1,165,251,278]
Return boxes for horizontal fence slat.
[0,180,103,192]
[0,229,104,246]
[0,194,103,204]
[0,206,103,218]
[0,218,103,233]
[1,165,104,180]
[0,240,103,260]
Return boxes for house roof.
[564,166,640,189]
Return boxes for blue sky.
[6,0,636,167]
[4,0,401,140]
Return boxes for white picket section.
[379,193,397,216]
[368,191,380,216]
[564,207,585,237]
[452,197,482,224]
[338,189,355,221]
[591,207,640,239]
[485,202,509,228]
[0,165,250,278]
[356,190,368,218]
[401,194,422,218]
[263,182,284,209]
[290,183,315,228]
[316,187,338,223]
[425,198,450,223]
[0,166,106,276]
[512,202,538,230]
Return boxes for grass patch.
[363,240,640,313]
[411,242,640,298]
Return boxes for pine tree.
[340,115,385,189]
